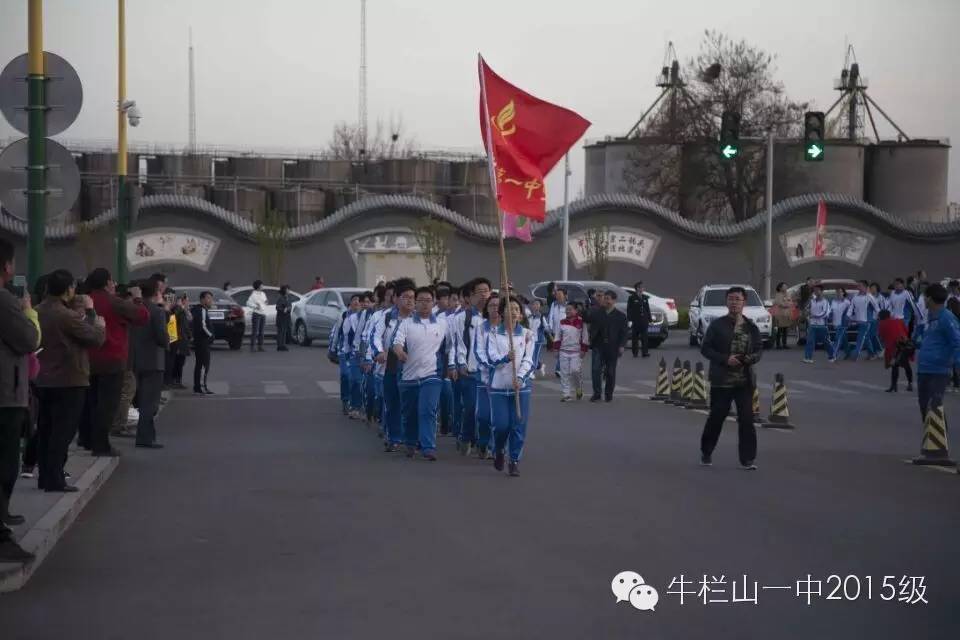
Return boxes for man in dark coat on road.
[588,290,629,402]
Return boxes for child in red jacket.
[877,309,914,392]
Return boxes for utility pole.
[358,0,367,157]
[27,0,46,287]
[763,130,774,301]
[188,27,196,153]
[116,0,128,282]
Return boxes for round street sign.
[0,137,81,221]
[0,51,83,136]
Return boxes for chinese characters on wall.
[568,227,661,269]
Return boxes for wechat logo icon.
[611,571,659,612]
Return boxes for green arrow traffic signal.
[805,143,823,160]
[721,144,738,159]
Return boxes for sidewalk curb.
[0,455,120,593]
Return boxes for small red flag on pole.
[814,198,828,258]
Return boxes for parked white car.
[688,284,773,347]
[228,286,303,338]
[621,287,679,327]
[291,287,366,346]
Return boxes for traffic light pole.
[26,0,46,288]
[115,0,128,283]
[763,130,774,302]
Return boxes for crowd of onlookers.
[0,238,218,564]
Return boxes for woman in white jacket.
[471,294,500,459]
[484,296,534,477]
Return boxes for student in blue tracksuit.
[451,277,492,456]
[828,287,851,362]
[486,295,535,477]
[915,284,960,422]
[361,284,387,422]
[393,286,451,460]
[434,286,456,437]
[348,292,375,419]
[365,282,396,434]
[328,294,361,414]
[446,286,467,440]
[868,282,887,355]
[473,294,502,459]
[547,288,567,377]
[377,281,415,451]
[803,285,831,363]
[527,299,547,376]
[847,281,880,360]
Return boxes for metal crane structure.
[824,45,910,143]
[358,0,368,158]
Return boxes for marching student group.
[326,277,592,476]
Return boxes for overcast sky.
[1,0,957,208]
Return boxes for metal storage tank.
[80,180,115,219]
[773,140,865,202]
[865,141,950,221]
[271,188,327,225]
[448,193,497,226]
[224,157,283,180]
[210,187,268,222]
[80,152,137,176]
[584,142,607,195]
[146,154,211,182]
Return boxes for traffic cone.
[680,360,694,407]
[752,385,763,424]
[650,357,670,401]
[668,358,683,404]
[763,373,796,429]
[912,405,956,467]
[686,362,708,410]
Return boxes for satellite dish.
[0,51,83,136]
[0,137,81,221]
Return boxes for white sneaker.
[560,396,571,402]
[126,408,140,425]
[802,358,813,364]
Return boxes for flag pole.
[479,54,522,417]
[561,153,570,280]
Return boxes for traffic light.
[804,111,825,161]
[719,111,740,160]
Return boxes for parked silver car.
[291,287,366,346]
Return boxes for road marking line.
[840,380,887,391]
[206,381,230,395]
[263,382,290,395]
[791,380,856,394]
[901,459,957,474]
[316,380,340,395]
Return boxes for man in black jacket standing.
[626,281,652,358]
[131,279,170,448]
[588,290,629,402]
[699,286,762,470]
[192,291,215,395]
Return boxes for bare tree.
[255,210,289,284]
[326,116,418,161]
[624,30,808,222]
[413,217,451,283]
[583,226,610,280]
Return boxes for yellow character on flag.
[492,100,516,137]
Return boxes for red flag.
[814,199,828,258]
[478,56,590,222]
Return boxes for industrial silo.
[865,140,950,221]
[773,140,865,201]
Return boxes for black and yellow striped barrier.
[763,373,796,429]
[668,357,683,404]
[650,357,670,401]
[686,362,708,410]
[680,360,694,407]
[912,405,956,467]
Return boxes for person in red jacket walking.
[81,268,149,455]
[878,309,914,392]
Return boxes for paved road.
[3,335,958,639]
